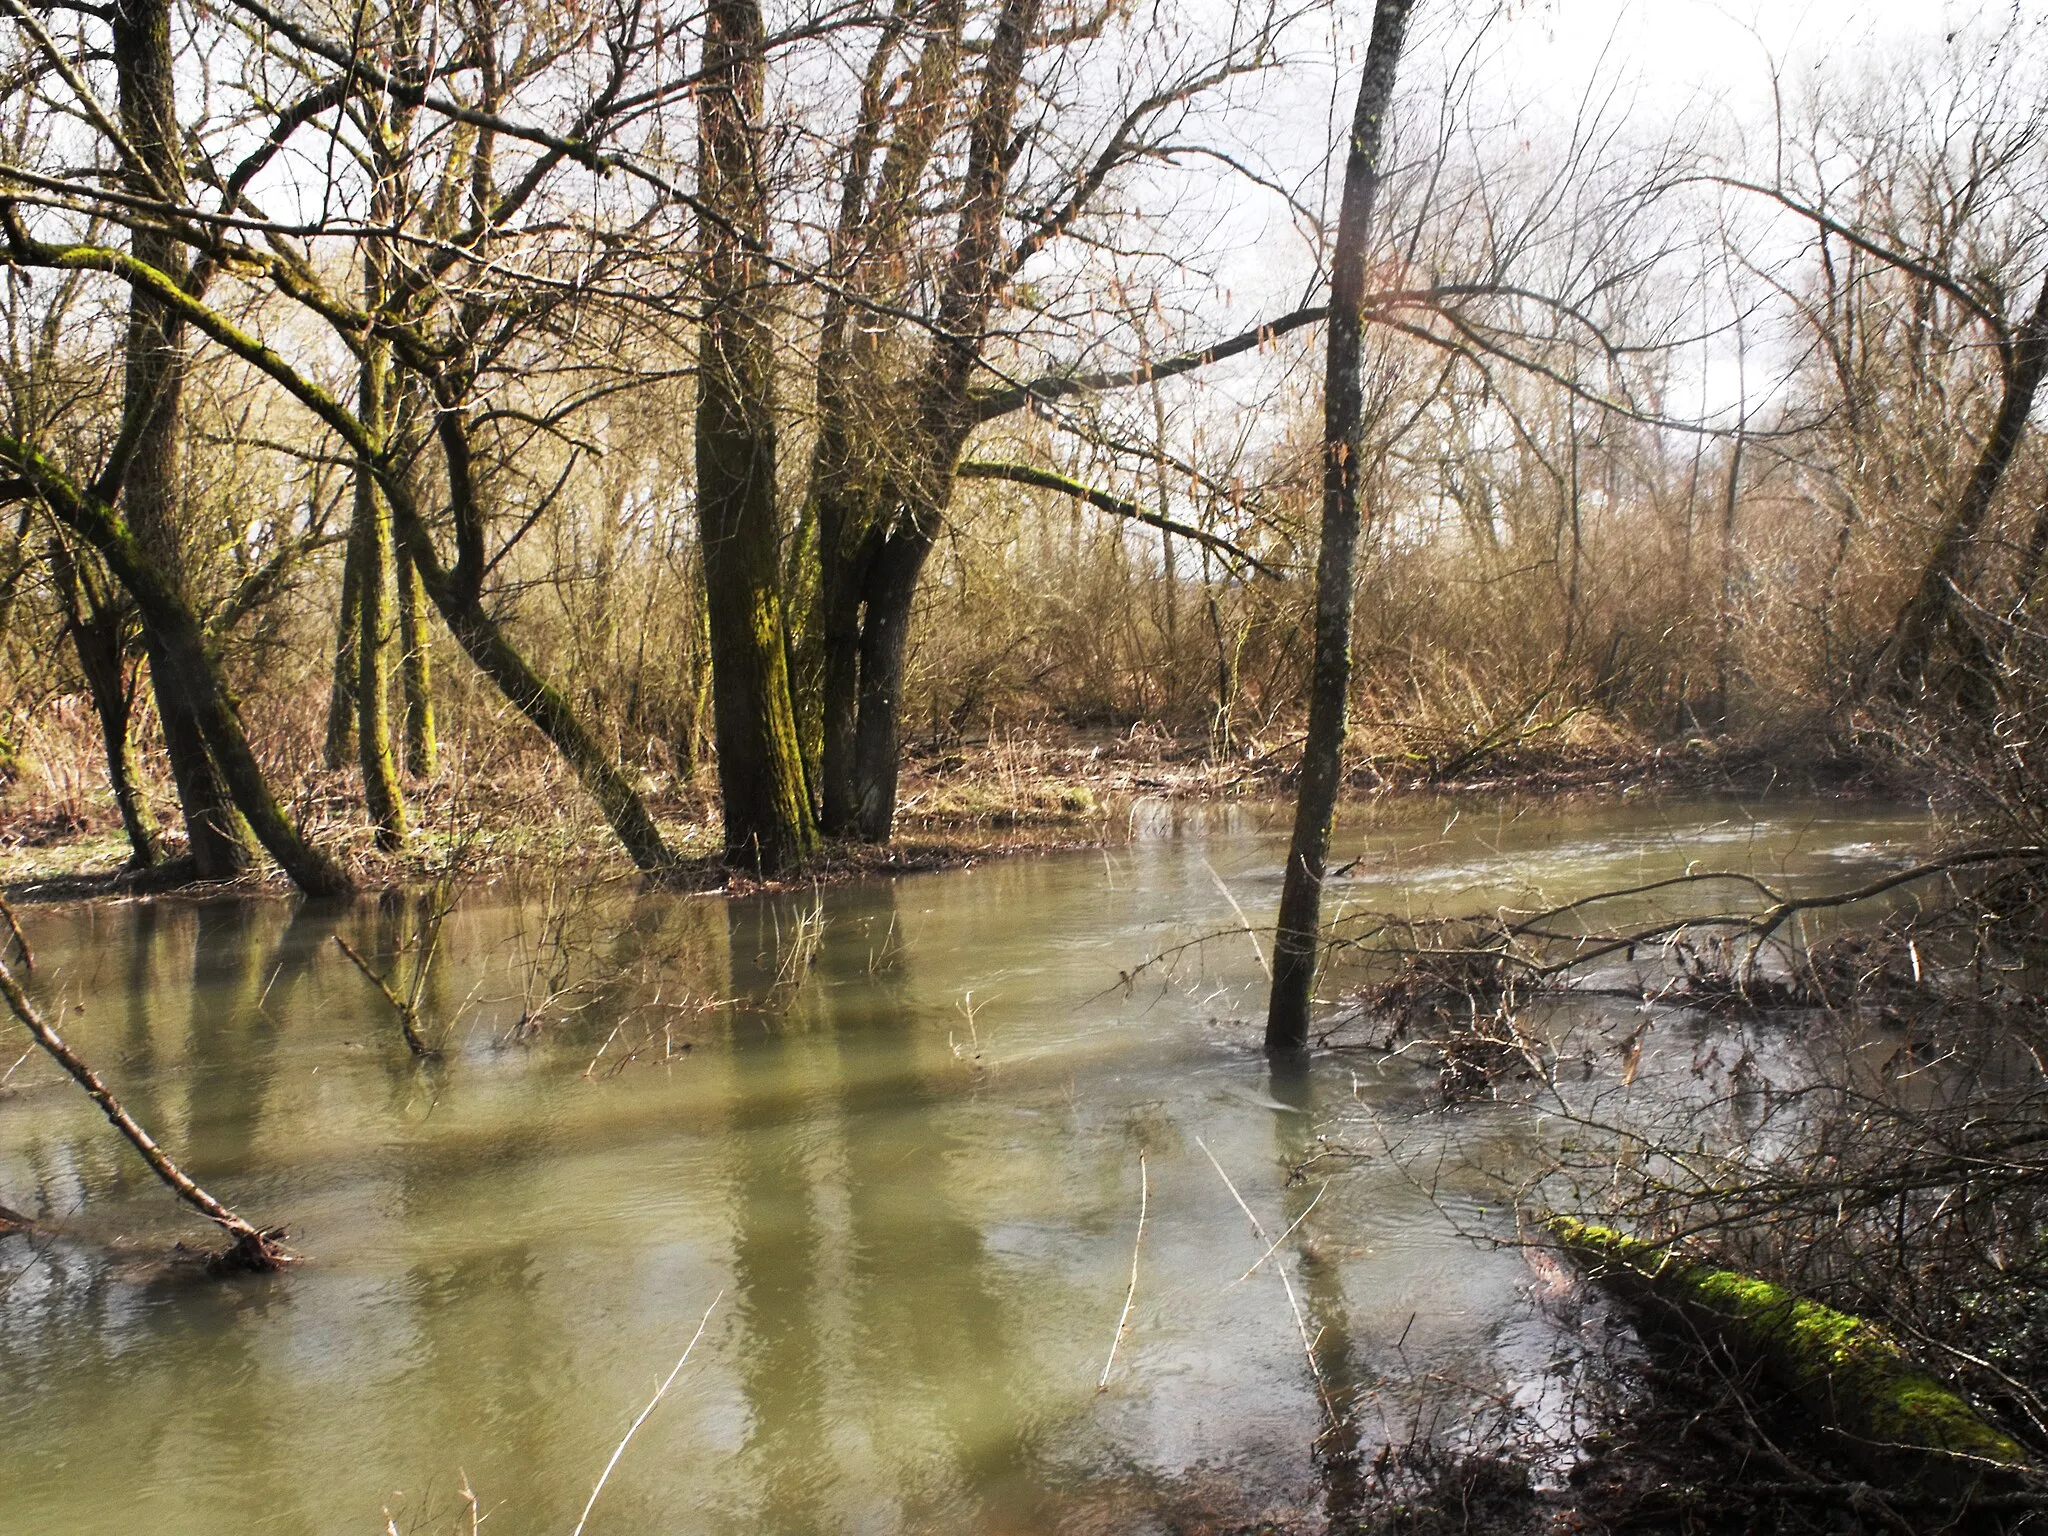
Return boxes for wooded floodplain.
[9,4,2048,1528]
[0,0,2042,893]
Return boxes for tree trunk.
[375,412,676,874]
[0,506,33,651]
[323,525,363,768]
[1265,0,1414,1056]
[814,477,880,836]
[695,0,817,872]
[352,339,407,849]
[819,583,865,833]
[850,535,922,841]
[397,538,437,777]
[50,536,161,869]
[408,543,679,872]
[1884,272,2048,693]
[112,0,254,879]
[1705,427,1746,733]
[836,0,1039,844]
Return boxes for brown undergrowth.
[0,711,1891,902]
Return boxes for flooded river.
[0,795,1935,1535]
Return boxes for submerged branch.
[332,935,438,1058]
[0,953,291,1271]
[0,896,33,971]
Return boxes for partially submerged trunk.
[694,0,818,872]
[1266,0,1414,1055]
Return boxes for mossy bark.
[695,0,818,872]
[1547,1216,2029,1492]
[350,340,407,851]
[396,539,436,777]
[324,528,363,769]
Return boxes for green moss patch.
[1547,1215,2028,1485]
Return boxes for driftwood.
[0,952,290,1271]
[1548,1216,2029,1496]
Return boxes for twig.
[0,952,290,1269]
[333,934,438,1058]
[1230,1180,1328,1286]
[570,1289,723,1536]
[1098,1150,1148,1391]
[582,1022,624,1080]
[1203,860,1271,980]
[1195,1137,1334,1418]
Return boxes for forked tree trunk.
[695,0,818,872]
[6,434,355,897]
[50,536,162,869]
[835,0,1039,844]
[1265,0,1415,1055]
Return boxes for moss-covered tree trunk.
[1549,1217,2028,1494]
[1265,0,1414,1054]
[351,335,406,849]
[323,531,363,769]
[695,0,817,872]
[396,539,436,777]
[112,0,255,880]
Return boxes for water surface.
[0,795,1935,1534]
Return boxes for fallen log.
[1546,1215,2029,1496]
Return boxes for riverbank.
[0,721,1901,902]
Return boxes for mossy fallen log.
[1546,1215,2029,1494]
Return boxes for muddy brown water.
[0,795,1935,1534]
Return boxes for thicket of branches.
[0,1,2043,885]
